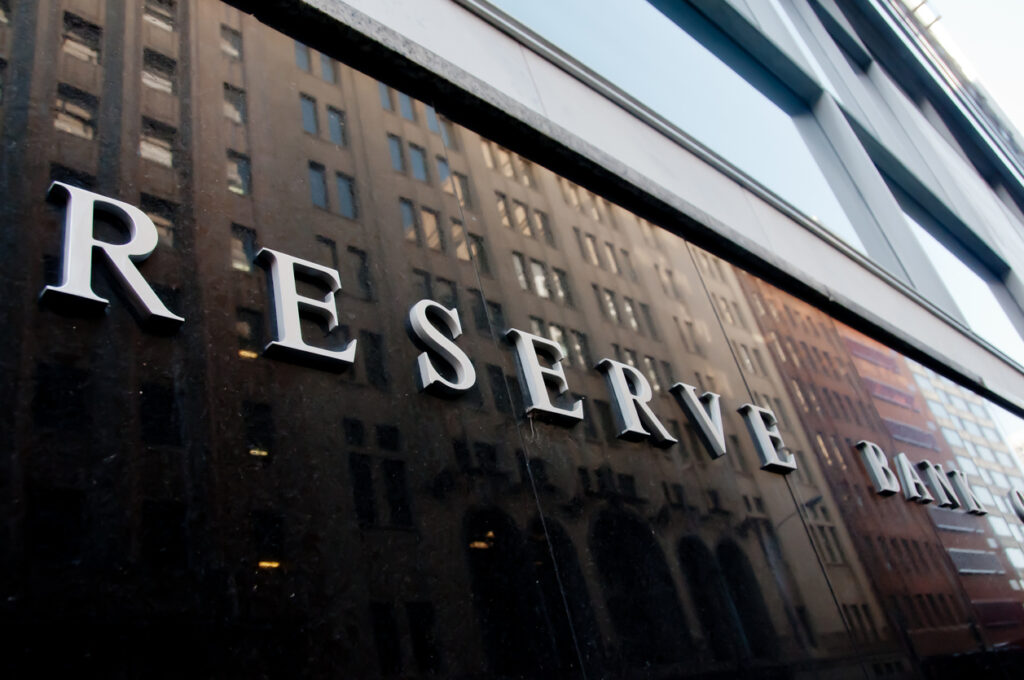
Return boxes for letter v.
[670,382,726,459]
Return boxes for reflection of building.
[693,248,897,664]
[3,0,1024,678]
[907,362,1024,591]
[1,2,885,676]
[738,271,997,660]
[837,326,1024,646]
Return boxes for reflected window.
[570,331,591,369]
[533,210,554,246]
[397,92,416,121]
[235,307,263,358]
[529,316,545,337]
[143,0,176,31]
[548,323,569,359]
[598,287,620,324]
[435,278,457,310]
[294,40,310,71]
[453,171,471,207]
[451,220,469,260]
[551,268,573,306]
[643,356,661,392]
[62,13,101,65]
[411,269,431,304]
[142,50,176,94]
[409,144,429,182]
[388,134,405,171]
[141,193,177,248]
[346,246,373,300]
[512,253,529,291]
[362,331,389,389]
[327,107,347,145]
[436,156,452,193]
[308,162,328,209]
[530,259,549,298]
[425,105,440,133]
[320,53,336,82]
[223,83,246,124]
[421,208,443,251]
[640,303,659,339]
[622,296,639,332]
[603,242,620,274]
[220,25,242,59]
[53,83,97,140]
[488,365,513,414]
[226,150,251,195]
[317,235,340,273]
[378,81,394,111]
[438,116,457,149]
[230,223,257,272]
[399,198,419,244]
[495,192,511,228]
[300,94,318,134]
[242,401,273,455]
[336,173,358,219]
[468,233,489,274]
[583,232,601,266]
[140,117,176,167]
[513,201,532,237]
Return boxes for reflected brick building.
[738,273,990,657]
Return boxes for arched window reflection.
[717,539,779,660]
[528,517,604,676]
[678,536,748,661]
[463,508,554,676]
[590,509,692,665]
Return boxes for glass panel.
[903,210,1024,364]
[489,0,863,249]
[5,4,1024,678]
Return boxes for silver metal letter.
[669,382,726,459]
[596,358,677,447]
[894,452,934,504]
[1010,488,1024,523]
[407,299,476,396]
[916,460,960,509]
[505,328,582,424]
[856,441,900,496]
[39,182,184,331]
[257,247,356,371]
[948,469,986,515]
[737,404,796,474]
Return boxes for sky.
[921,1,1024,442]
[926,0,1024,136]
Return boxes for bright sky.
[927,0,1024,136]
[922,2,1024,443]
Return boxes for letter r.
[39,182,184,331]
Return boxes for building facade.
[3,0,1024,678]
